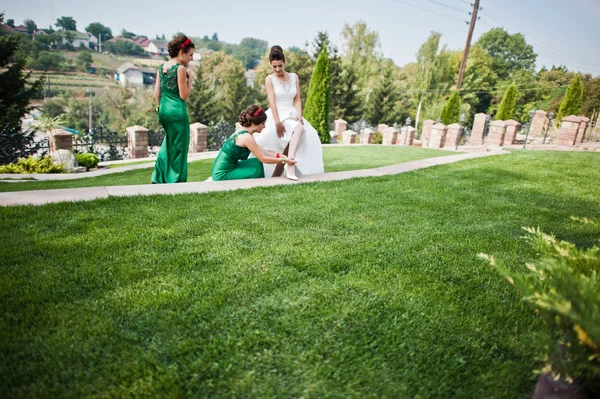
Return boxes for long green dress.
[211,131,265,181]
[151,63,190,184]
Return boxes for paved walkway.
[0,150,506,207]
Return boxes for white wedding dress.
[250,73,324,177]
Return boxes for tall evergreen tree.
[221,58,249,123]
[440,91,461,125]
[305,46,331,143]
[0,14,44,164]
[495,83,519,120]
[187,62,219,125]
[557,74,583,122]
[332,64,363,123]
[365,64,399,125]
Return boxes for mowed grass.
[1,150,599,398]
[0,146,455,192]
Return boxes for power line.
[426,0,470,14]
[392,0,469,23]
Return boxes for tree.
[365,62,400,126]
[477,28,536,81]
[312,31,332,59]
[581,74,600,118]
[121,29,136,39]
[23,19,37,34]
[187,62,219,125]
[85,22,113,41]
[305,47,331,143]
[221,58,248,122]
[212,32,219,42]
[457,45,499,115]
[557,74,583,122]
[340,21,382,95]
[495,83,519,120]
[55,16,76,31]
[6,19,14,28]
[105,40,144,56]
[332,62,363,123]
[76,51,93,72]
[41,99,66,118]
[440,91,461,125]
[0,13,44,164]
[29,51,66,71]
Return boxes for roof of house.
[134,36,150,46]
[14,25,28,32]
[149,40,168,49]
[106,36,138,44]
[0,24,16,32]
[59,30,89,40]
[117,62,156,74]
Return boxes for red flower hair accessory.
[181,38,192,49]
[252,107,263,116]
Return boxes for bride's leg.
[286,123,304,180]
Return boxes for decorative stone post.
[334,119,348,136]
[444,123,463,149]
[469,113,487,145]
[397,126,416,146]
[487,120,507,146]
[377,124,389,134]
[382,127,399,145]
[189,123,208,153]
[361,128,375,144]
[341,130,358,144]
[421,120,434,147]
[529,110,548,138]
[504,120,521,145]
[555,116,581,146]
[428,123,447,149]
[49,129,73,153]
[127,125,149,159]
[576,117,590,144]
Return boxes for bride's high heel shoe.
[284,164,298,181]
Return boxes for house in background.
[146,40,168,57]
[60,30,97,50]
[115,62,156,88]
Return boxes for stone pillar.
[361,128,375,144]
[341,130,358,144]
[529,110,548,138]
[378,124,389,134]
[487,120,507,146]
[334,119,348,136]
[49,129,73,153]
[397,126,416,146]
[576,117,590,144]
[189,123,208,153]
[382,127,399,145]
[444,123,463,149]
[428,123,447,149]
[127,125,149,159]
[329,131,340,144]
[504,120,521,145]
[555,116,581,146]
[421,120,434,147]
[469,113,487,145]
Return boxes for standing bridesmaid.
[151,35,195,184]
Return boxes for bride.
[250,45,324,180]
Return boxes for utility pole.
[87,89,93,133]
[456,0,480,91]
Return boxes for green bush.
[372,132,383,144]
[482,222,600,394]
[0,156,65,174]
[76,153,99,170]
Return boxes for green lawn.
[1,150,599,398]
[0,146,454,192]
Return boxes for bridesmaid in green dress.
[151,35,195,184]
[212,105,296,181]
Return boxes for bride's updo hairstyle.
[269,45,285,63]
[239,105,267,127]
[168,34,195,57]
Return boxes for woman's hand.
[276,121,285,138]
[283,157,296,165]
[293,115,304,124]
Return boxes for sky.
[2,0,600,75]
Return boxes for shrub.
[372,132,383,145]
[0,156,65,174]
[76,153,99,170]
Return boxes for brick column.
[50,129,73,153]
[428,123,447,149]
[378,124,389,134]
[469,113,487,145]
[361,128,375,144]
[382,127,399,145]
[444,123,463,149]
[334,119,348,136]
[576,117,590,144]
[397,126,416,146]
[504,120,521,145]
[189,123,208,153]
[487,120,507,146]
[421,120,434,147]
[529,110,548,138]
[341,130,358,144]
[556,116,581,146]
[126,125,149,159]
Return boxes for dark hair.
[239,105,267,127]
[168,34,195,58]
[269,45,285,63]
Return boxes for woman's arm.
[237,134,295,165]
[177,65,192,100]
[293,73,303,123]
[266,76,285,137]
[154,71,161,105]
